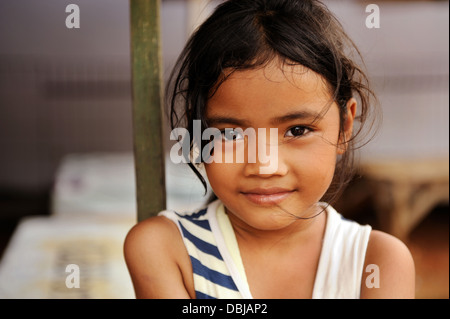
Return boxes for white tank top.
[159,199,372,299]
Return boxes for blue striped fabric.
[190,257,239,291]
[178,222,222,260]
[174,207,242,299]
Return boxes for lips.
[241,187,295,206]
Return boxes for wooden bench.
[359,159,449,240]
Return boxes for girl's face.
[205,60,355,232]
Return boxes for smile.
[241,188,295,206]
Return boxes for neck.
[226,205,327,251]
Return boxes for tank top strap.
[158,200,250,299]
[312,204,372,299]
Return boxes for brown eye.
[221,129,244,141]
[285,126,311,138]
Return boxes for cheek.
[204,163,238,192]
[285,142,338,186]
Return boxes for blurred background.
[0,0,448,298]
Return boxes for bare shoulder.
[125,215,180,253]
[124,215,194,299]
[361,230,415,299]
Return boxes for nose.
[243,128,288,177]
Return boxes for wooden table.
[360,159,449,240]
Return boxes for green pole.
[130,0,166,222]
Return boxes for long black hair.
[167,0,379,206]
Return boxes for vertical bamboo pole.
[130,0,166,222]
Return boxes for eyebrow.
[270,110,324,125]
[206,116,251,127]
[206,110,323,127]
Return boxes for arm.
[360,230,415,299]
[124,216,195,299]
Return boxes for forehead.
[206,60,334,120]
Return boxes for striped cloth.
[159,200,249,298]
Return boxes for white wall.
[324,0,449,160]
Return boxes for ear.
[337,98,357,155]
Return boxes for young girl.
[124,0,415,299]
